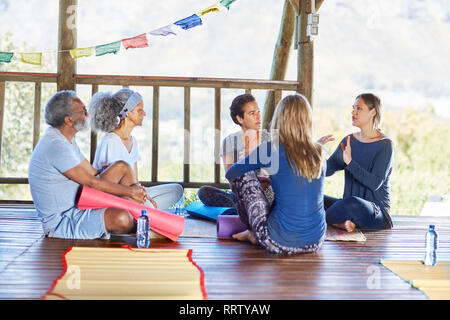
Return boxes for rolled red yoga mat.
[76,186,184,241]
[216,215,247,238]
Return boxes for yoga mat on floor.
[185,201,236,222]
[77,186,184,241]
[43,246,207,300]
[186,215,366,241]
[380,260,450,300]
[325,225,366,242]
[217,215,247,238]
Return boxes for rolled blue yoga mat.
[185,201,236,222]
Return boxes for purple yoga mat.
[216,215,247,238]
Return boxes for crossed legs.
[232,171,322,254]
[324,195,389,232]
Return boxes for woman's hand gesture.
[317,134,335,145]
[341,135,352,165]
[243,129,261,156]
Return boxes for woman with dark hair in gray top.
[325,93,394,232]
[197,93,273,208]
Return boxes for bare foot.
[333,220,356,233]
[232,229,257,245]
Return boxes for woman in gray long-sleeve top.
[325,93,394,232]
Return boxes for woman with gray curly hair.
[89,88,183,210]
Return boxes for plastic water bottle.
[137,209,150,248]
[175,193,185,216]
[424,225,438,266]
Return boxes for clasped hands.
[130,183,157,207]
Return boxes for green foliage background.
[0,32,57,199]
[1,33,449,215]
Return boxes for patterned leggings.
[232,171,322,255]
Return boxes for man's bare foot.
[333,220,356,233]
[232,229,257,245]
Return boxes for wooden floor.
[0,204,449,300]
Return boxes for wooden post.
[261,0,325,128]
[183,87,191,183]
[297,0,315,106]
[0,82,5,166]
[289,0,324,15]
[274,90,282,107]
[214,88,221,183]
[90,84,98,164]
[262,0,295,130]
[151,86,159,182]
[32,82,41,149]
[57,0,77,91]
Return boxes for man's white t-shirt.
[28,127,85,230]
[93,133,141,171]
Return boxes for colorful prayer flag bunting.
[0,52,14,63]
[174,14,203,30]
[20,52,42,65]
[220,0,237,10]
[148,25,177,36]
[70,46,95,59]
[1,0,239,65]
[197,3,221,16]
[122,33,149,50]
[95,41,122,56]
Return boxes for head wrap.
[118,92,143,120]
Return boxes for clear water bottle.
[424,225,438,266]
[137,209,150,248]
[175,193,185,216]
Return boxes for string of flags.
[0,0,237,66]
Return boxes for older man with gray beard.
[28,90,147,239]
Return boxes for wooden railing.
[0,71,299,201]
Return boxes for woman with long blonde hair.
[226,94,327,254]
